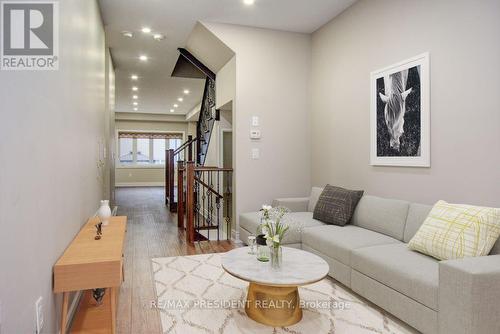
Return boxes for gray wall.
[0,0,107,332]
[311,0,500,206]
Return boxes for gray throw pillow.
[313,185,364,226]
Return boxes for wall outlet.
[35,297,44,334]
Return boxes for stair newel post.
[186,161,195,244]
[167,149,176,212]
[177,161,185,229]
[165,149,171,205]
[187,135,193,162]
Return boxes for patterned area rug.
[152,253,417,334]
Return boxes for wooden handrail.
[194,167,233,172]
[178,48,216,81]
[194,176,223,199]
[174,136,197,156]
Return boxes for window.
[153,139,166,164]
[119,138,133,164]
[136,138,150,164]
[117,132,183,166]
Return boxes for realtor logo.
[1,1,59,70]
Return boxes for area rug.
[152,253,417,334]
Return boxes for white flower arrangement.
[259,205,291,248]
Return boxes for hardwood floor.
[115,187,235,334]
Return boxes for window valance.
[118,132,183,140]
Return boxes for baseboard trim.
[115,182,164,187]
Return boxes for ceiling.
[98,0,357,115]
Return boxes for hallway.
[115,187,234,333]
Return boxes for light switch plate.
[252,148,260,160]
[251,116,259,126]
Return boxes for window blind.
[118,132,183,140]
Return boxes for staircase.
[165,49,233,244]
[196,77,218,165]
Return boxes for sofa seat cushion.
[301,225,400,266]
[351,243,439,310]
[239,211,324,244]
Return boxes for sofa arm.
[439,255,500,334]
[271,197,310,212]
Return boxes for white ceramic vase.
[98,200,112,226]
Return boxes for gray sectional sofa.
[239,187,500,334]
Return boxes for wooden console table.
[54,216,127,334]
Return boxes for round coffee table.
[221,246,329,327]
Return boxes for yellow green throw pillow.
[408,200,500,260]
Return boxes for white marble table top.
[221,247,329,287]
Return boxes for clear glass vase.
[270,245,282,269]
[257,243,270,262]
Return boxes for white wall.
[204,110,232,167]
[203,57,236,168]
[105,49,116,204]
[216,56,236,109]
[0,1,107,333]
[203,23,312,230]
[311,0,500,206]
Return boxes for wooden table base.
[245,283,302,327]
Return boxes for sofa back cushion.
[404,203,432,243]
[308,187,324,212]
[408,200,500,260]
[351,195,410,241]
[403,202,500,255]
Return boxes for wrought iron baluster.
[217,171,220,241]
[195,176,200,239]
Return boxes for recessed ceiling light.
[141,27,151,34]
[133,95,138,99]
[183,89,190,95]
[153,33,165,41]
[133,107,138,111]
[121,30,133,38]
[132,86,138,91]
[173,104,178,108]
[139,55,148,61]
[131,74,138,80]
[177,97,183,102]
[243,0,255,5]
[133,102,138,106]
[170,109,174,113]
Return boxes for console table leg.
[61,292,69,334]
[110,287,117,334]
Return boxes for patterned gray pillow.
[313,185,364,226]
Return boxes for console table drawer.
[54,260,123,292]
